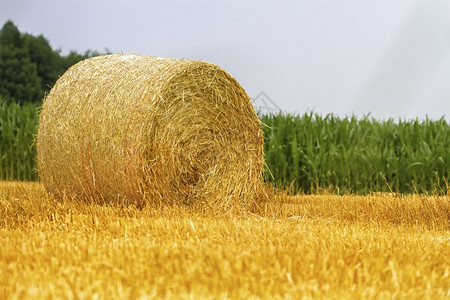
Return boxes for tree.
[23,33,61,93]
[0,20,104,103]
[0,20,23,48]
[0,21,41,103]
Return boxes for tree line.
[0,20,104,104]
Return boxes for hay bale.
[37,54,264,209]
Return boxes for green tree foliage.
[0,45,42,103]
[0,21,42,103]
[0,20,22,47]
[23,33,61,93]
[0,20,101,103]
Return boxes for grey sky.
[2,0,450,120]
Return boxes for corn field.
[261,113,449,194]
[0,101,449,194]
[0,101,39,181]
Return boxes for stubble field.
[0,181,449,299]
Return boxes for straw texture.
[37,54,264,210]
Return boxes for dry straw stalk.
[37,54,264,211]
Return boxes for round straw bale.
[37,54,264,209]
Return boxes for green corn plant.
[0,99,39,181]
[261,113,449,195]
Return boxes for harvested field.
[0,181,448,299]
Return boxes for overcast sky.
[2,0,450,120]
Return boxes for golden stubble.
[0,181,448,299]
